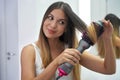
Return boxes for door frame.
[0,0,7,80]
[0,0,19,80]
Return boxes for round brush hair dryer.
[56,21,104,80]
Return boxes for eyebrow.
[48,13,67,21]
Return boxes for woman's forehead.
[49,9,67,20]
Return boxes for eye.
[47,15,54,20]
[59,20,66,25]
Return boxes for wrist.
[103,37,112,42]
[103,37,113,46]
[53,58,60,67]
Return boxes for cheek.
[43,20,48,27]
[58,27,66,35]
[43,21,48,34]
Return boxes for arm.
[79,20,116,74]
[21,45,59,80]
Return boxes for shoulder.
[21,44,35,53]
[21,44,35,62]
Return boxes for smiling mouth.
[48,29,56,34]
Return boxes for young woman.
[21,1,116,80]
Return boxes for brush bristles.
[93,21,104,37]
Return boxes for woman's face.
[43,9,67,39]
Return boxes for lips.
[47,28,56,34]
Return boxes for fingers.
[61,48,81,65]
[63,58,78,65]
[100,20,113,38]
[102,20,113,29]
[64,49,81,60]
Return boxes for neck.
[48,38,64,59]
[48,38,62,49]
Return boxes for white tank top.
[32,43,73,80]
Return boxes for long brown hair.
[38,1,88,80]
[97,13,120,58]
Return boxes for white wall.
[90,0,106,21]
[90,0,120,20]
[79,0,91,25]
[107,0,120,17]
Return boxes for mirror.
[82,0,120,80]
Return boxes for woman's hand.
[55,48,81,66]
[100,20,114,39]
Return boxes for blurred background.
[0,0,120,80]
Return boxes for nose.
[50,21,57,28]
